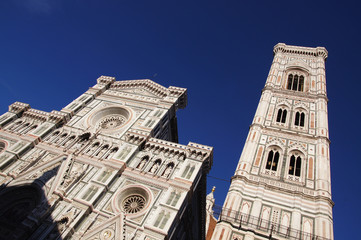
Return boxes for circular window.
[88,107,130,131]
[122,194,146,214]
[113,185,151,215]
[97,114,127,130]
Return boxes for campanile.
[211,43,333,240]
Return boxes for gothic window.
[55,133,68,144]
[181,164,195,179]
[22,124,37,134]
[18,122,30,133]
[265,150,280,171]
[276,109,287,123]
[144,119,156,128]
[286,74,304,92]
[82,186,98,201]
[288,155,302,177]
[85,142,100,155]
[154,109,163,117]
[117,147,131,160]
[8,120,22,130]
[154,210,170,229]
[166,191,181,207]
[105,147,118,159]
[97,170,112,183]
[79,132,90,141]
[62,135,76,147]
[95,144,109,157]
[48,131,60,142]
[294,112,305,127]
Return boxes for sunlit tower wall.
[211,44,333,240]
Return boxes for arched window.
[287,74,293,90]
[95,144,109,157]
[137,156,149,169]
[82,186,98,201]
[48,131,60,142]
[166,191,181,207]
[8,120,22,130]
[265,150,280,171]
[18,122,30,133]
[55,133,68,144]
[181,165,190,178]
[286,74,305,92]
[62,135,76,147]
[294,112,305,127]
[22,124,37,134]
[105,147,118,159]
[276,109,287,123]
[97,170,112,183]
[154,211,165,228]
[289,155,302,177]
[86,142,99,154]
[299,76,304,91]
[181,164,195,179]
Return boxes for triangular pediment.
[9,155,66,194]
[82,213,125,240]
[119,88,161,98]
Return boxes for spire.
[206,186,215,203]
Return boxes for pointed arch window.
[265,150,280,171]
[97,170,112,183]
[82,186,98,201]
[294,112,305,127]
[287,74,305,92]
[276,109,287,123]
[154,211,170,229]
[288,155,302,177]
[181,164,195,179]
[166,191,181,207]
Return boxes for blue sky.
[0,1,360,238]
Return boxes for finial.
[212,186,216,193]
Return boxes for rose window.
[97,115,126,130]
[89,107,130,131]
[122,194,146,214]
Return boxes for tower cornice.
[262,86,329,102]
[230,174,334,207]
[273,43,328,60]
[249,123,331,144]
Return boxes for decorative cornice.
[97,75,116,85]
[23,109,49,122]
[49,110,69,125]
[262,86,329,102]
[125,129,149,145]
[231,174,334,206]
[273,43,328,60]
[8,102,30,115]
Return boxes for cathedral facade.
[0,77,213,239]
[209,44,334,240]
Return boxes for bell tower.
[211,44,333,240]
